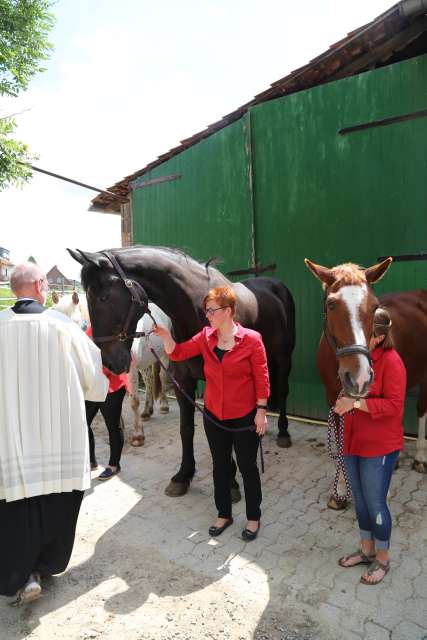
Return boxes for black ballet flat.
[241,522,260,541]
[208,518,233,537]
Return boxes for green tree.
[0,1,55,189]
[27,255,37,263]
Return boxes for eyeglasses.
[205,305,229,317]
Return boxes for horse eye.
[327,300,336,311]
[99,295,109,303]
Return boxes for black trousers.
[203,409,262,521]
[86,386,126,467]
[0,490,84,596]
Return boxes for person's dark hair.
[373,308,393,350]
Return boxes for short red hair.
[203,286,236,315]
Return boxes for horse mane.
[80,246,232,289]
[330,263,367,288]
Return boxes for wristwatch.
[353,399,361,409]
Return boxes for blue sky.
[0,0,393,278]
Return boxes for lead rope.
[142,333,265,473]
[327,399,352,504]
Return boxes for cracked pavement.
[1,395,426,640]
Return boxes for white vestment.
[0,308,108,502]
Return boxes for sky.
[0,0,394,279]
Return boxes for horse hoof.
[130,436,145,447]
[276,434,292,448]
[164,481,189,497]
[230,486,241,503]
[327,496,348,510]
[159,406,170,414]
[413,460,427,474]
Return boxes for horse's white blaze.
[340,285,371,391]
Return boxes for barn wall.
[251,53,427,423]
[132,53,427,432]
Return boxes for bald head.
[10,263,48,304]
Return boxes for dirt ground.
[1,393,427,640]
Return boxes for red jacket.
[86,326,128,394]
[169,323,270,420]
[344,347,406,456]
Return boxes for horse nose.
[343,367,373,397]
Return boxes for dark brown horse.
[68,246,295,499]
[305,257,427,506]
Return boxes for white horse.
[52,292,171,447]
[51,291,90,329]
[129,303,172,447]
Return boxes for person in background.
[335,308,406,585]
[85,325,128,480]
[0,263,108,605]
[154,286,269,541]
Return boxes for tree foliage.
[0,1,55,190]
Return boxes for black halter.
[323,293,372,364]
[92,251,157,344]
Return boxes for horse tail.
[152,360,161,401]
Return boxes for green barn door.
[131,118,255,275]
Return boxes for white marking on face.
[340,285,371,391]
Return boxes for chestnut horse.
[305,258,427,506]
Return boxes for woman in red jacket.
[154,286,270,541]
[334,308,406,585]
[86,325,128,480]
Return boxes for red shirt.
[344,347,406,457]
[86,326,128,394]
[169,323,270,420]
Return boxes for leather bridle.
[323,292,372,365]
[91,251,157,345]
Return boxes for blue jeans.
[343,451,400,550]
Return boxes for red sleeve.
[250,334,270,399]
[169,331,203,361]
[365,352,406,419]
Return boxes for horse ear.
[304,259,335,287]
[67,248,104,268]
[364,257,393,284]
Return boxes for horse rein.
[323,292,372,365]
[92,251,157,345]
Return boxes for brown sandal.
[338,550,376,568]
[360,559,390,585]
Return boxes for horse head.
[67,248,148,374]
[305,257,392,398]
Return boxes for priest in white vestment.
[0,263,108,605]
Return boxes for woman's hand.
[153,325,171,340]
[334,396,355,416]
[255,409,268,435]
[153,325,176,354]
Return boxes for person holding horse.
[0,263,108,604]
[334,308,406,585]
[85,324,129,480]
[154,286,269,541]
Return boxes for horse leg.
[414,389,427,473]
[128,361,145,447]
[164,376,197,497]
[276,357,292,448]
[141,366,154,420]
[159,357,170,414]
